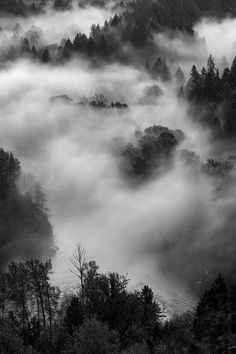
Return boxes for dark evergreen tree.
[31,45,38,58]
[0,148,20,198]
[63,39,73,59]
[203,55,218,100]
[21,38,30,56]
[187,65,202,100]
[152,58,171,81]
[41,48,50,63]
[98,35,108,57]
[230,56,236,88]
[175,67,185,86]
[64,296,84,334]
[193,274,228,352]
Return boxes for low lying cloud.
[0,10,236,312]
[196,17,236,65]
[0,5,111,49]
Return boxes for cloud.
[0,11,236,312]
[0,5,111,48]
[196,17,236,65]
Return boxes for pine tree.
[42,48,50,63]
[187,65,202,100]
[230,56,236,88]
[175,67,185,86]
[31,45,38,58]
[111,14,119,27]
[64,296,84,334]
[98,35,108,57]
[21,38,30,55]
[63,39,73,59]
[193,274,228,351]
[204,55,218,100]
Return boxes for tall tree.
[187,65,202,100]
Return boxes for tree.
[193,274,229,352]
[0,148,20,198]
[175,67,185,86]
[152,58,171,81]
[42,48,50,63]
[65,318,120,354]
[122,126,181,176]
[0,316,36,354]
[31,45,38,58]
[203,55,218,100]
[230,56,236,88]
[64,296,84,334]
[21,38,30,55]
[73,33,89,53]
[0,271,10,316]
[130,23,147,47]
[187,65,202,100]
[98,35,108,57]
[70,244,87,299]
[110,13,119,26]
[223,88,236,133]
[54,0,72,9]
[87,37,95,56]
[33,183,47,214]
[63,39,73,59]
[8,262,31,332]
[161,312,194,353]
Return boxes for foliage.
[0,316,37,354]
[121,125,184,177]
[186,55,236,136]
[0,248,236,354]
[64,318,120,354]
[0,148,54,269]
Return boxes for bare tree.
[70,244,87,299]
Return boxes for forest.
[0,246,236,353]
[1,0,236,353]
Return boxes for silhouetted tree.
[193,274,228,352]
[42,48,50,63]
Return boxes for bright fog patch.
[0,57,227,306]
[196,18,236,65]
[0,5,112,46]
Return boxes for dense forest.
[0,246,236,353]
[186,55,236,136]
[1,0,236,65]
[0,0,72,14]
[0,148,55,269]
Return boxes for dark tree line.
[0,147,55,269]
[0,246,236,353]
[49,93,128,109]
[0,259,60,353]
[0,247,162,353]
[3,0,236,66]
[160,275,236,353]
[60,0,236,61]
[0,0,72,15]
[6,0,235,65]
[186,55,236,136]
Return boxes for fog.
[1,7,236,313]
[0,5,111,47]
[196,18,236,64]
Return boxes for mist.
[0,4,111,49]
[1,5,236,314]
[196,17,236,64]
